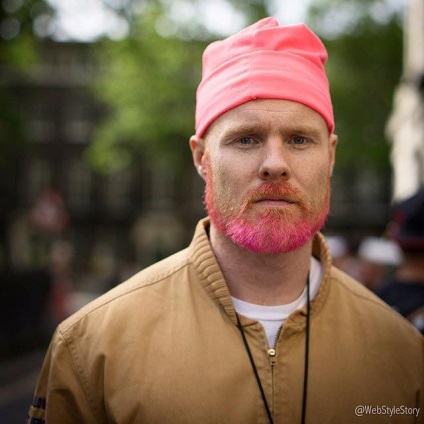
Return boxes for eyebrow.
[220,121,324,141]
[218,123,264,143]
[287,125,323,138]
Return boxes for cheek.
[298,162,331,202]
[205,156,229,207]
[305,153,332,183]
[215,167,238,202]
[315,169,331,196]
[209,156,245,197]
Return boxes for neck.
[209,223,313,306]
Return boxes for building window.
[27,97,56,143]
[104,168,132,215]
[28,120,56,143]
[64,98,95,144]
[142,162,175,210]
[25,158,52,204]
[67,159,92,212]
[355,167,386,202]
[65,96,96,144]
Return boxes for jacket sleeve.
[27,329,100,424]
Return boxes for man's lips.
[256,196,295,202]
[253,197,298,209]
[254,194,298,204]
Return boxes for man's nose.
[258,140,290,181]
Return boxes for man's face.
[194,99,337,254]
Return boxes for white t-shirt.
[231,257,322,348]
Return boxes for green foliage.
[321,17,403,170]
[1,34,38,69]
[228,0,269,24]
[0,0,53,177]
[308,0,403,36]
[88,7,208,173]
[89,0,402,175]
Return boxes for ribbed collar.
[188,217,333,330]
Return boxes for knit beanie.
[195,17,334,137]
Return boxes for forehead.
[204,99,329,139]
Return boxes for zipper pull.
[267,348,277,366]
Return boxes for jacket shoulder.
[59,247,191,333]
[331,266,390,306]
[330,266,423,340]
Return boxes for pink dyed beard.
[205,169,330,254]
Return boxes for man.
[378,188,424,334]
[28,18,422,424]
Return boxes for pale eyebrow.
[288,126,324,139]
[204,115,262,141]
[222,123,263,138]
[220,122,324,142]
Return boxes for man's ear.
[189,135,207,180]
[328,133,338,177]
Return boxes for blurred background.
[1,0,424,421]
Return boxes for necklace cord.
[236,313,274,424]
[236,274,311,424]
[301,274,311,424]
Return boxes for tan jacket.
[28,219,424,424]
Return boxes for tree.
[0,0,56,265]
[325,19,402,170]
[87,5,207,173]
[0,0,54,65]
[307,0,403,171]
[0,0,55,185]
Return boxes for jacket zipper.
[267,326,283,419]
[267,347,277,416]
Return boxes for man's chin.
[223,217,321,255]
[207,195,329,254]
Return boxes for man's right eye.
[238,137,255,145]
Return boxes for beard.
[204,161,330,255]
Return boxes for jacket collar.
[188,217,333,329]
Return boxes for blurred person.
[325,235,361,280]
[47,240,75,325]
[28,18,423,424]
[378,188,424,334]
[325,235,348,267]
[356,236,402,292]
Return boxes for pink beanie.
[195,17,334,137]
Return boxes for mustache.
[244,182,303,205]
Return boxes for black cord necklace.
[236,274,311,424]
